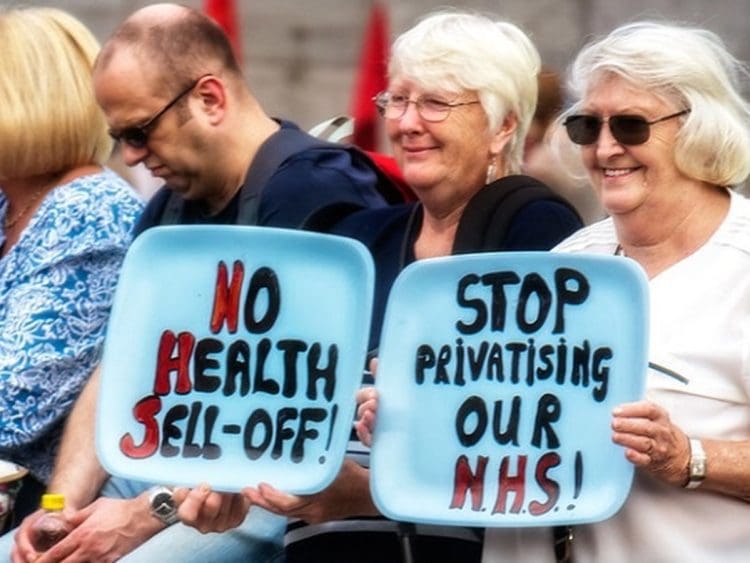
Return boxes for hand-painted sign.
[371,252,648,526]
[97,226,373,493]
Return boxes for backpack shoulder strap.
[452,175,580,254]
[157,127,331,226]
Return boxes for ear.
[193,75,227,125]
[489,113,518,155]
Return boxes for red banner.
[350,2,390,151]
[203,0,242,63]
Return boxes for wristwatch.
[148,486,179,526]
[684,438,707,489]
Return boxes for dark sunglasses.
[109,75,209,149]
[563,109,690,146]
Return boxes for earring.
[486,155,498,185]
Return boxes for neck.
[201,111,280,215]
[614,184,730,278]
[414,204,465,259]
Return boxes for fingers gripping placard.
[97,226,374,493]
[371,252,648,527]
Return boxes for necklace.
[2,174,61,230]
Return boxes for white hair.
[389,10,541,174]
[564,21,750,187]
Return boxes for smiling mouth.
[603,167,639,177]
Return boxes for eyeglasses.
[109,75,209,149]
[563,109,690,146]
[373,91,480,123]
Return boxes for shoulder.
[713,189,750,255]
[330,203,416,246]
[41,170,143,244]
[134,187,171,236]
[553,217,617,254]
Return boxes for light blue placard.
[371,252,649,527]
[97,226,373,493]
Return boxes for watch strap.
[685,438,707,489]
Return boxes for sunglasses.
[563,109,690,146]
[109,75,209,149]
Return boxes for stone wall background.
[25,0,750,131]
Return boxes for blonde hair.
[389,10,540,175]
[0,7,112,180]
[563,21,750,187]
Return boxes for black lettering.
[455,396,487,447]
[516,273,552,333]
[194,338,222,393]
[456,274,485,334]
[415,345,435,385]
[244,267,281,333]
[553,268,590,333]
[531,394,561,449]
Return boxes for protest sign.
[97,226,373,493]
[371,252,648,526]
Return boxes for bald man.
[7,4,388,562]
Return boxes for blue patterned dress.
[0,169,143,482]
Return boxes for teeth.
[603,168,634,177]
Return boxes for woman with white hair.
[176,10,582,563]
[480,20,750,563]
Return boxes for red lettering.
[210,260,245,334]
[450,454,488,511]
[492,455,527,514]
[529,452,561,515]
[119,395,162,458]
[154,331,195,395]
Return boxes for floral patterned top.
[0,169,143,482]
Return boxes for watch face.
[152,492,175,515]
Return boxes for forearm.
[700,438,750,502]
[46,368,108,509]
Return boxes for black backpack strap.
[157,127,333,226]
[235,128,335,224]
[452,175,580,254]
[156,125,408,227]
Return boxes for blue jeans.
[0,476,285,563]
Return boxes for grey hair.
[389,10,540,174]
[564,21,750,187]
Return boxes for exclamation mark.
[319,404,338,464]
[574,451,583,499]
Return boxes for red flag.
[203,0,242,63]
[351,1,390,151]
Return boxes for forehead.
[582,73,670,113]
[388,76,462,98]
[94,52,163,127]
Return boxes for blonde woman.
[0,6,142,525]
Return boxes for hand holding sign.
[370,252,649,527]
[98,226,374,494]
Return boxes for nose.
[398,100,424,133]
[595,120,625,160]
[119,143,149,167]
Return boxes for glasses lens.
[384,94,408,119]
[564,115,601,145]
[120,128,148,149]
[609,116,650,145]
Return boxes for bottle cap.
[40,493,65,511]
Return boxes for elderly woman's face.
[578,74,688,216]
[385,78,500,207]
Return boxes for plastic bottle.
[29,494,72,552]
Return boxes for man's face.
[93,52,209,200]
